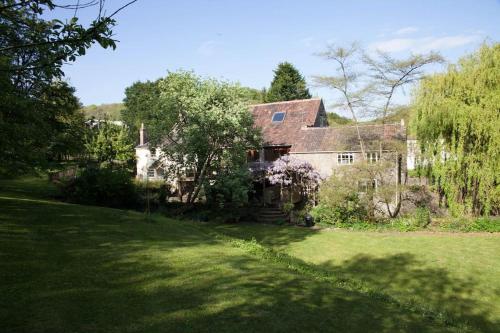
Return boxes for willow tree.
[414,43,500,216]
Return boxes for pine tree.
[266,62,311,102]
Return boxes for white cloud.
[369,34,481,53]
[394,26,419,36]
[197,40,219,56]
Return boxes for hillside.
[81,103,124,120]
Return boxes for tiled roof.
[250,98,325,147]
[291,124,406,152]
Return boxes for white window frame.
[366,152,380,164]
[337,152,354,165]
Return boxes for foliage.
[205,167,253,209]
[81,103,124,120]
[267,155,322,204]
[282,202,294,215]
[313,43,442,156]
[438,217,500,233]
[147,70,261,204]
[238,86,266,104]
[0,0,134,175]
[84,122,135,168]
[414,43,500,216]
[60,167,137,208]
[0,79,86,175]
[327,112,353,125]
[266,62,311,102]
[122,80,162,139]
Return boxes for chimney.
[139,123,145,145]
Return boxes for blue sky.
[61,0,500,113]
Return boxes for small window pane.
[147,168,155,177]
[366,152,380,164]
[337,153,354,165]
[272,112,285,122]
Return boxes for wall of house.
[136,147,165,181]
[407,139,418,170]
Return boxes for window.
[272,112,285,122]
[147,168,155,178]
[156,168,165,177]
[337,152,354,165]
[366,152,380,164]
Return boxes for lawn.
[1,177,499,332]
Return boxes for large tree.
[414,43,500,216]
[147,71,261,205]
[266,62,311,102]
[313,43,442,157]
[0,0,136,176]
[122,79,161,141]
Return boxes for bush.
[205,168,252,210]
[135,180,171,210]
[311,200,367,227]
[61,167,137,208]
[439,217,500,232]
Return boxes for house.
[136,98,407,202]
[247,98,406,177]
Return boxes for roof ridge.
[321,123,402,130]
[250,98,321,107]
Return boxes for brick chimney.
[139,123,145,145]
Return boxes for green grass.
[1,177,499,332]
[216,223,500,331]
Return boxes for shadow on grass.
[0,198,498,332]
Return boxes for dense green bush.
[439,217,500,233]
[61,167,137,208]
[311,198,367,227]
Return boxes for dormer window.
[272,112,285,122]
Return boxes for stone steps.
[256,206,288,224]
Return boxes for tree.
[414,43,500,216]
[0,0,136,176]
[313,44,370,157]
[122,79,162,141]
[85,122,135,168]
[147,70,261,205]
[363,50,443,124]
[266,62,311,102]
[313,43,442,157]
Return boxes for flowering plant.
[266,155,323,202]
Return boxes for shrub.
[205,167,252,210]
[439,217,500,232]
[61,167,137,208]
[282,202,294,215]
[311,200,367,227]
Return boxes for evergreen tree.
[266,62,311,102]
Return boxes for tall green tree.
[122,80,161,141]
[414,43,500,216]
[147,71,261,204]
[266,62,311,102]
[85,123,135,168]
[0,0,136,176]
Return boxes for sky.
[60,0,500,114]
